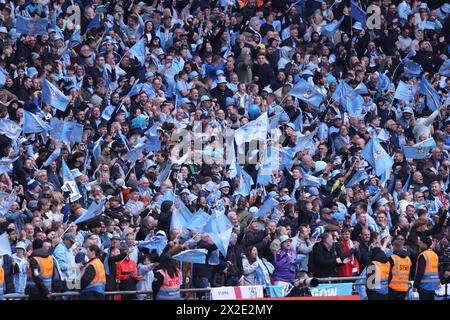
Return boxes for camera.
[294,277,319,288]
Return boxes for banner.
[210,286,264,300]
[310,283,354,297]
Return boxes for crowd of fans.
[0,0,449,300]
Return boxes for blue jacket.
[52,243,76,279]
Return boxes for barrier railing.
[3,276,366,300]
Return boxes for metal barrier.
[3,277,365,300]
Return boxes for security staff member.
[388,240,412,300]
[366,247,391,300]
[152,253,181,300]
[80,245,106,300]
[0,258,4,300]
[26,239,56,300]
[414,236,440,300]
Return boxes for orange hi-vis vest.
[81,258,106,294]
[27,256,54,292]
[389,254,411,292]
[0,265,4,297]
[370,261,390,295]
[155,269,181,300]
[416,249,439,291]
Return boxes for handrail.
[3,276,365,300]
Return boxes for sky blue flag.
[93,136,103,162]
[140,235,167,256]
[155,163,172,187]
[0,232,12,256]
[170,197,194,231]
[256,147,277,186]
[253,197,279,218]
[0,67,8,87]
[302,174,326,187]
[439,59,450,77]
[62,159,74,181]
[351,0,367,25]
[403,60,422,78]
[354,82,369,95]
[204,211,233,256]
[288,78,325,109]
[295,132,317,154]
[402,138,436,159]
[294,112,303,132]
[156,189,175,209]
[43,146,61,167]
[173,249,207,264]
[69,28,81,49]
[185,209,210,233]
[346,169,369,187]
[129,38,146,66]
[0,190,16,216]
[64,122,84,143]
[86,15,100,32]
[126,143,148,165]
[402,172,412,192]
[354,268,367,300]
[234,112,268,150]
[128,81,142,97]
[235,164,254,197]
[16,16,48,35]
[280,146,296,170]
[319,16,344,37]
[376,73,391,92]
[0,119,22,141]
[74,198,107,224]
[402,49,416,62]
[208,249,220,265]
[360,138,394,176]
[419,20,438,30]
[23,110,52,134]
[394,81,418,102]
[420,76,440,111]
[332,81,363,113]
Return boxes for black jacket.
[25,249,60,297]
[156,200,173,236]
[1,254,15,294]
[311,242,338,278]
[104,252,127,291]
[192,240,217,279]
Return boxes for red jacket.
[116,257,138,282]
[337,240,360,277]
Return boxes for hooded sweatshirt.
[156,200,173,235]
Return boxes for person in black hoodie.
[156,200,173,236]
[365,246,391,300]
[225,232,244,286]
[191,235,217,299]
[310,232,338,278]
[388,240,412,300]
[25,239,60,300]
